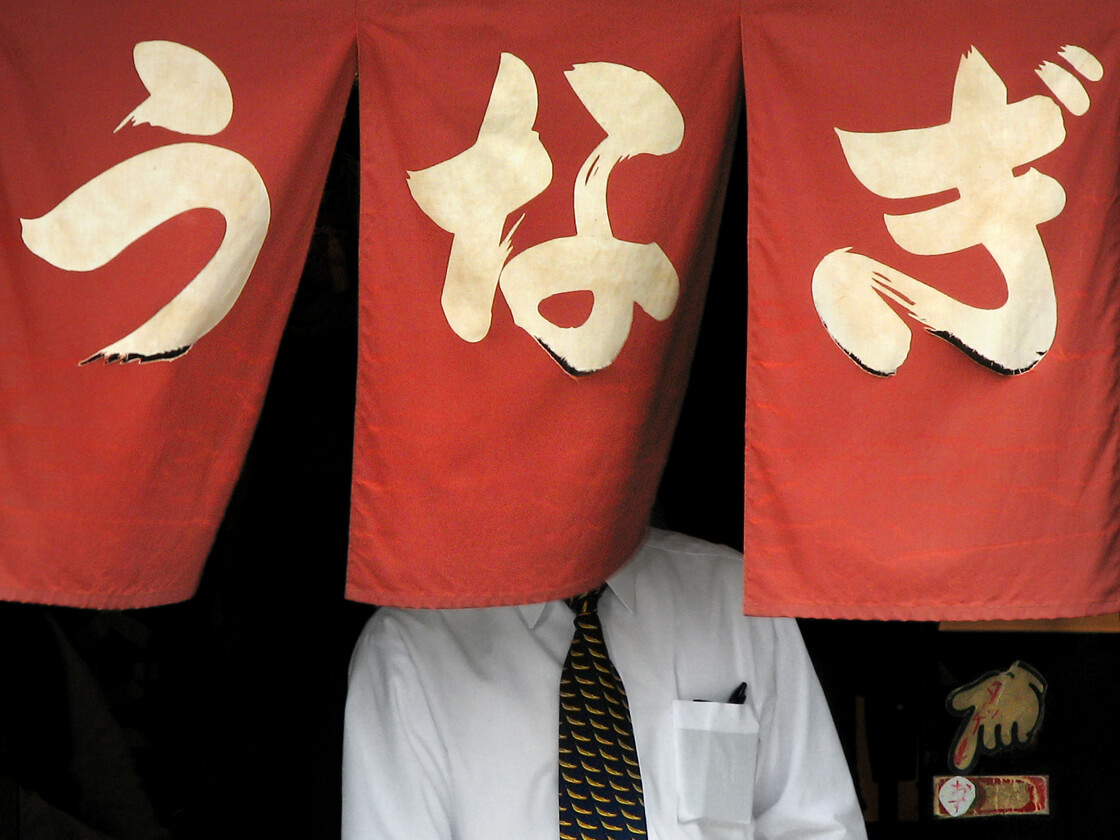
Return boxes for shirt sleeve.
[342,613,455,840]
[752,618,868,840]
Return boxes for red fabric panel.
[347,0,742,606]
[743,0,1120,619]
[0,1,356,607]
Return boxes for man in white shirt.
[342,528,867,839]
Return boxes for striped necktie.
[558,586,647,839]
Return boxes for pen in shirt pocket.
[693,681,748,704]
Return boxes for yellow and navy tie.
[558,587,647,839]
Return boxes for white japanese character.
[813,45,1101,376]
[408,54,683,374]
[21,41,270,364]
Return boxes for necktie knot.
[565,585,605,616]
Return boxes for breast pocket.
[673,699,759,827]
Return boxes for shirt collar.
[515,555,639,629]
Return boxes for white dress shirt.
[343,529,867,839]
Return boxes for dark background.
[2,88,1117,840]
